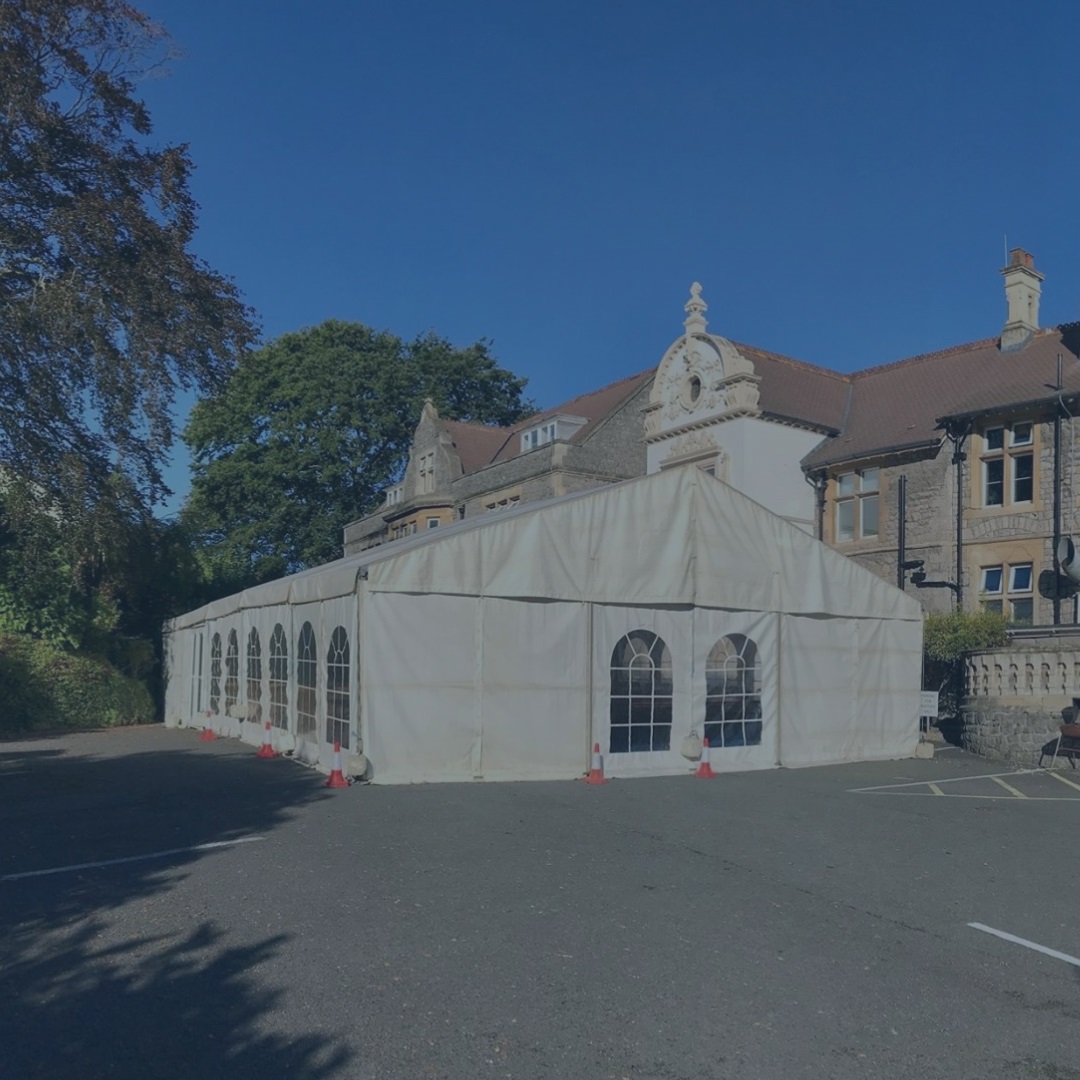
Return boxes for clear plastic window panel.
[704,635,763,748]
[209,634,221,714]
[269,624,289,730]
[190,633,203,715]
[224,630,239,713]
[325,626,350,750]
[296,622,318,738]
[608,630,673,754]
[246,627,262,725]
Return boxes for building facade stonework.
[344,252,1080,639]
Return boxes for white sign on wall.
[920,691,939,718]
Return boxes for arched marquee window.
[705,635,762,747]
[326,626,350,750]
[609,630,673,753]
[296,622,318,738]
[224,629,239,713]
[269,624,289,730]
[246,627,262,725]
[209,633,222,715]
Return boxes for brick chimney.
[1000,248,1043,352]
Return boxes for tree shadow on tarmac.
[0,734,352,1079]
[0,916,350,1080]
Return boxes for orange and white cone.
[694,737,716,778]
[256,720,278,759]
[199,724,217,742]
[325,741,349,788]
[583,742,608,785]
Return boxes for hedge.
[0,633,154,734]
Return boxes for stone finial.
[683,282,708,336]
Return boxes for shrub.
[923,609,1009,664]
[922,609,1010,720]
[0,633,154,734]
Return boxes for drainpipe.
[1053,353,1063,625]
[948,422,971,613]
[805,471,827,541]
[896,474,907,590]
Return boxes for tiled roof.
[439,419,509,474]
[735,343,850,432]
[802,326,1080,469]
[490,368,655,464]
[440,321,1080,480]
[439,368,655,474]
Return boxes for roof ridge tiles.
[733,342,852,382]
[510,366,654,430]
[441,417,509,433]
[851,335,1006,379]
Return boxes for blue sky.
[137,0,1080,514]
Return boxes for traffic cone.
[583,742,608,785]
[694,737,716,778]
[256,720,278,759]
[199,725,217,742]
[325,741,349,788]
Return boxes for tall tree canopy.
[0,0,257,510]
[183,320,532,588]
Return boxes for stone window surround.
[980,560,1034,624]
[833,467,881,543]
[978,421,1035,509]
[417,451,435,495]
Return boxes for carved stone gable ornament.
[643,283,762,443]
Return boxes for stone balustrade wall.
[962,645,1078,766]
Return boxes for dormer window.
[519,415,586,453]
[385,484,403,507]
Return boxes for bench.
[1049,724,1080,769]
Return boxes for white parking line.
[1048,770,1080,793]
[851,768,1041,793]
[968,923,1080,969]
[1,836,264,882]
[990,775,1027,798]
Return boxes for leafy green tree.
[182,320,532,586]
[0,464,199,641]
[0,0,258,512]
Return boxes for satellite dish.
[1058,537,1080,584]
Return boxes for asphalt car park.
[2,727,1079,1080]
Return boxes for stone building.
[337,250,1080,764]
[804,250,1080,627]
[343,369,655,553]
[343,285,849,553]
[345,250,1080,635]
